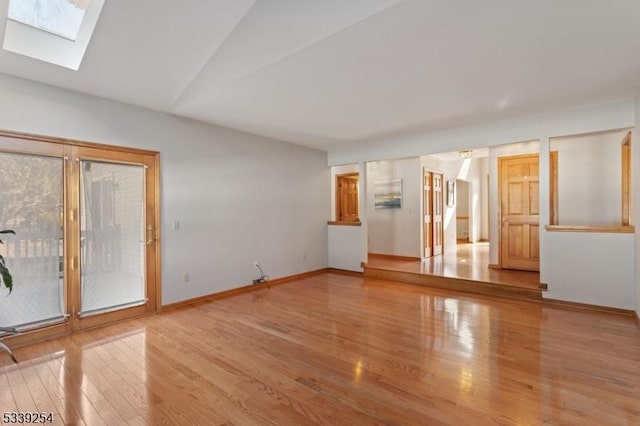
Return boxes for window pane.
[0,152,65,328]
[80,161,145,315]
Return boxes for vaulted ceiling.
[1,0,639,150]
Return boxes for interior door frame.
[422,168,444,259]
[497,153,540,271]
[335,172,359,222]
[496,151,558,269]
[0,129,161,345]
[71,146,160,331]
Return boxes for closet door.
[423,170,432,258]
[432,172,444,256]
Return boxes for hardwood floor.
[367,242,542,289]
[1,272,639,425]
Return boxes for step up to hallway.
[363,264,546,301]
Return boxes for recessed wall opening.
[547,128,633,233]
[329,164,360,225]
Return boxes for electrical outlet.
[173,220,180,231]
[184,273,190,283]
[303,253,307,262]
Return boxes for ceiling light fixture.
[459,150,473,159]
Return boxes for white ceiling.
[1,0,639,151]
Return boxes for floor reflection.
[368,242,541,288]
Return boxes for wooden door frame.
[422,167,444,259]
[494,152,559,269]
[0,129,161,346]
[422,168,432,258]
[335,172,359,222]
[71,146,160,331]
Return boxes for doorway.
[455,179,470,243]
[335,173,359,222]
[498,153,540,271]
[0,132,160,340]
[422,168,444,258]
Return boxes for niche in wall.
[547,129,632,232]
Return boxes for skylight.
[3,0,104,70]
[8,0,90,42]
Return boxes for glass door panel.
[0,151,65,328]
[79,160,146,316]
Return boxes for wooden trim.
[456,216,469,220]
[335,172,359,222]
[543,298,637,317]
[622,131,631,226]
[363,266,542,301]
[75,304,150,331]
[498,152,540,270]
[0,129,162,347]
[2,322,71,349]
[368,253,421,262]
[0,129,159,156]
[154,153,163,311]
[328,268,364,277]
[488,263,501,270]
[545,225,635,234]
[327,221,361,226]
[161,268,329,311]
[549,151,559,225]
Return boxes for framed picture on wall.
[374,178,402,209]
[447,180,455,207]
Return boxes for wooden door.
[71,146,159,330]
[336,173,359,222]
[499,154,539,271]
[423,169,444,258]
[432,172,444,256]
[423,170,432,257]
[0,132,160,346]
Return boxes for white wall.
[328,225,364,271]
[0,74,329,305]
[328,98,638,310]
[551,131,627,226]
[366,158,421,257]
[544,233,635,309]
[328,99,635,165]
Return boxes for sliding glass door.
[0,149,66,329]
[0,134,159,337]
[72,146,158,330]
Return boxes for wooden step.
[363,264,544,301]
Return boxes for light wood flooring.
[367,242,542,289]
[1,272,639,425]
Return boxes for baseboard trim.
[635,311,640,327]
[488,263,500,270]
[543,298,636,317]
[328,268,363,277]
[368,253,421,262]
[161,268,329,312]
